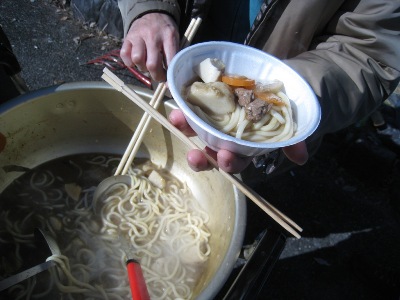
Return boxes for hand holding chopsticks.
[101,67,303,239]
[114,18,202,176]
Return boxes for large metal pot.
[0,82,246,299]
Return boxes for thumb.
[282,141,308,165]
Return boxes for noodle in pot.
[0,154,211,300]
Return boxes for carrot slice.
[254,91,285,106]
[221,75,255,88]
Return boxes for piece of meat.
[245,98,271,122]
[235,88,253,107]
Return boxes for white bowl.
[167,41,321,157]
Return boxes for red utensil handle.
[126,259,150,300]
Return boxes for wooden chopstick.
[116,83,167,175]
[102,68,302,239]
[115,18,202,176]
[180,18,202,49]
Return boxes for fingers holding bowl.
[186,145,253,174]
[170,109,255,173]
[169,109,197,136]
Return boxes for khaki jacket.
[118,0,400,144]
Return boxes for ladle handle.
[126,259,150,300]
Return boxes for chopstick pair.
[114,82,167,175]
[101,68,303,239]
[114,17,202,176]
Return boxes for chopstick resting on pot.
[101,68,302,239]
[114,17,203,176]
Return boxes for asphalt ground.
[1,0,400,299]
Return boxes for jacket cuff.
[119,1,181,37]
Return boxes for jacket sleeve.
[117,0,182,37]
[283,0,400,141]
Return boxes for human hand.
[169,109,309,173]
[120,13,179,82]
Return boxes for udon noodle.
[189,90,295,143]
[185,57,296,143]
[0,154,211,299]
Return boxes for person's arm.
[283,0,400,141]
[171,0,400,174]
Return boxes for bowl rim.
[167,41,321,150]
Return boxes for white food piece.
[194,58,225,83]
[186,81,235,115]
[148,170,166,189]
[49,216,62,231]
[255,79,284,94]
[64,183,82,201]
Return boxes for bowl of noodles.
[167,41,321,157]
